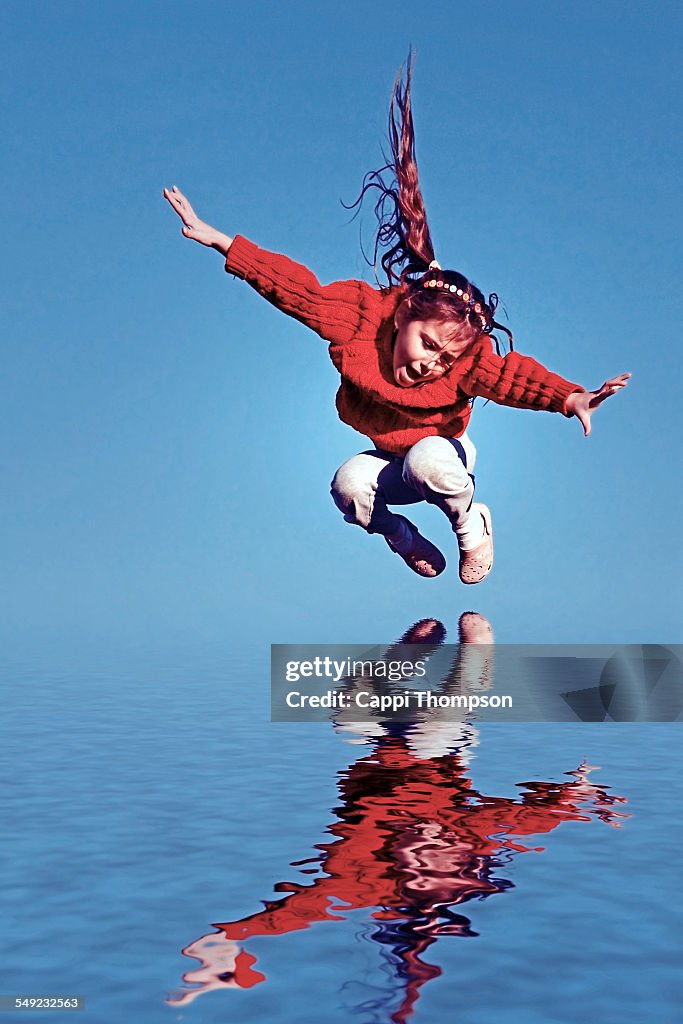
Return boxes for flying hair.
[344,50,434,286]
[344,49,514,352]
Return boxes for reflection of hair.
[346,51,513,352]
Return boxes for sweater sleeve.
[458,336,585,415]
[225,235,385,347]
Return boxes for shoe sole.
[386,517,446,578]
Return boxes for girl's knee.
[331,456,371,503]
[403,436,470,490]
[330,454,380,524]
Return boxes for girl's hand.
[566,373,631,436]
[163,185,233,256]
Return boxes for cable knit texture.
[226,235,584,455]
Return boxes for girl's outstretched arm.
[458,336,585,415]
[459,336,630,432]
[163,186,233,255]
[565,374,631,436]
[163,186,388,348]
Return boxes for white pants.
[330,434,477,538]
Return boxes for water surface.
[2,639,681,1023]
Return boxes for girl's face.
[392,315,468,388]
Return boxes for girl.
[163,58,629,585]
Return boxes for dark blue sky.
[2,1,681,651]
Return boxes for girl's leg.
[402,435,478,536]
[330,451,446,576]
[330,450,413,537]
[401,434,492,583]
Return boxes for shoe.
[385,516,446,578]
[458,503,493,585]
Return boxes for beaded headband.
[417,260,491,331]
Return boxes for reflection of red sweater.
[217,740,625,942]
[226,237,583,455]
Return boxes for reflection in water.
[168,615,629,1021]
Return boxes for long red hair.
[346,51,434,286]
[346,51,513,351]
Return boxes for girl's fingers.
[605,373,631,386]
[591,388,617,408]
[163,188,183,213]
[163,186,196,223]
[576,407,591,435]
[172,186,193,211]
[595,378,628,399]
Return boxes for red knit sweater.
[225,236,584,455]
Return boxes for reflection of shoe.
[386,516,446,578]
[458,611,493,644]
[381,619,447,666]
[397,619,447,645]
[458,504,493,585]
